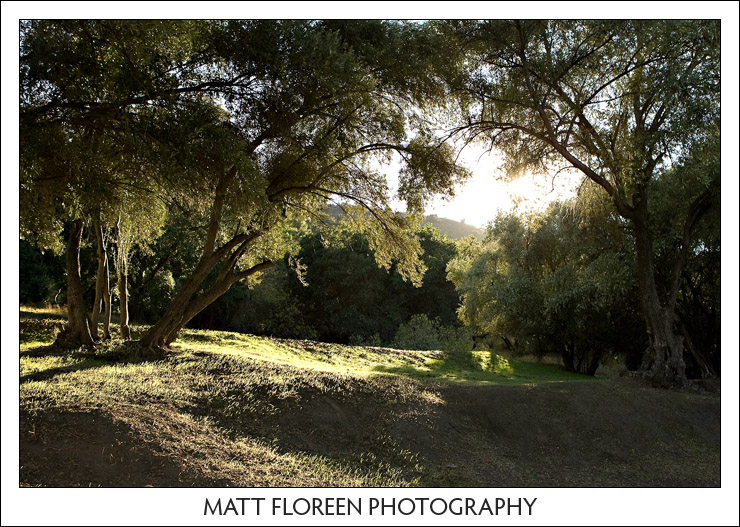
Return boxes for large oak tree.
[442,20,720,387]
[20,20,469,350]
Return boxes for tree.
[444,20,720,386]
[649,131,721,377]
[112,195,167,339]
[20,20,200,347]
[134,20,471,350]
[448,202,646,375]
[20,20,469,351]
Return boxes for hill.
[19,311,720,487]
[422,214,485,240]
[324,205,485,240]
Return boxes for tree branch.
[668,177,718,310]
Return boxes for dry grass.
[19,308,720,488]
[20,304,67,317]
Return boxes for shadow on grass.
[19,336,720,487]
[372,348,595,385]
[20,409,216,487]
[20,357,110,384]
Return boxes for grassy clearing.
[372,348,594,385]
[18,311,451,486]
[19,306,591,386]
[19,308,720,488]
[175,328,592,386]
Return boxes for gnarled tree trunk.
[633,208,688,389]
[54,219,95,349]
[141,259,274,349]
[139,166,274,351]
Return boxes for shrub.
[393,314,473,353]
[393,314,440,350]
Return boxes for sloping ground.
[210,375,721,487]
[19,319,720,487]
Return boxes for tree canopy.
[448,202,646,375]
[18,19,721,385]
[20,20,470,349]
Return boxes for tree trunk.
[561,342,575,373]
[138,166,280,351]
[162,261,274,344]
[54,219,95,349]
[102,257,112,340]
[139,257,217,349]
[139,167,236,350]
[633,210,688,388]
[139,166,275,351]
[141,259,274,349]
[677,316,716,379]
[500,335,515,352]
[89,216,111,340]
[118,254,131,339]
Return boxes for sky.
[422,146,581,228]
[384,144,582,229]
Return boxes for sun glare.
[388,146,582,228]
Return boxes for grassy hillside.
[19,309,720,487]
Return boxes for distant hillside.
[325,205,485,241]
[422,215,485,241]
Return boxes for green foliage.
[20,20,719,380]
[206,259,319,341]
[449,202,646,375]
[438,20,721,382]
[280,225,464,344]
[392,314,473,354]
[447,20,720,187]
[176,223,464,346]
[20,21,195,252]
[393,314,441,351]
[437,325,476,354]
[20,21,473,341]
[19,240,65,305]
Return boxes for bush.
[393,314,439,350]
[438,325,474,353]
[393,314,473,353]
